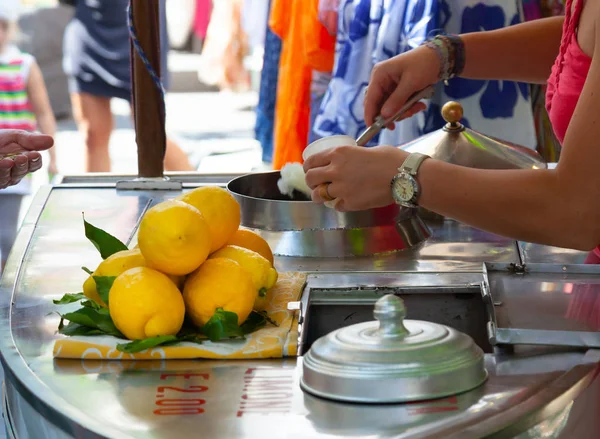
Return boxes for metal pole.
[130,0,166,178]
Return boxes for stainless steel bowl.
[227,172,431,257]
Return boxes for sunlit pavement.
[52,90,263,176]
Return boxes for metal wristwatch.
[391,152,430,208]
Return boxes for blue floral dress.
[314,0,537,150]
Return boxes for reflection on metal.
[402,101,547,170]
[484,263,600,347]
[301,295,487,403]
[227,172,430,256]
[403,101,547,220]
[116,177,183,191]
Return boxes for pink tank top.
[545,0,600,258]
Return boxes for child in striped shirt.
[0,1,57,270]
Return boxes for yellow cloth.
[53,272,307,361]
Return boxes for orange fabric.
[304,0,336,72]
[270,0,335,169]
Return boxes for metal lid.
[301,295,487,403]
[401,102,547,170]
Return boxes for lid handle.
[373,295,410,340]
[441,101,464,131]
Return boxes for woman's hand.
[364,45,440,128]
[0,130,54,189]
[303,145,408,211]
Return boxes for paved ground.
[53,90,264,175]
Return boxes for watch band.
[400,152,429,176]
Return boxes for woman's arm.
[460,17,564,84]
[27,61,56,137]
[413,14,600,251]
[365,17,564,125]
[306,14,600,252]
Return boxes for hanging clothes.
[437,0,537,150]
[271,0,330,169]
[522,0,542,21]
[242,0,270,50]
[255,0,282,163]
[305,0,337,144]
[198,0,250,91]
[194,0,212,40]
[314,0,439,147]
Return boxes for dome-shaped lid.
[401,102,546,170]
[300,295,487,403]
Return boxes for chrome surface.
[115,177,183,191]
[0,175,599,438]
[401,101,547,170]
[301,295,487,403]
[484,263,600,348]
[227,172,430,256]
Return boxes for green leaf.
[117,335,179,353]
[62,307,124,338]
[59,321,106,337]
[53,293,86,305]
[93,276,116,305]
[240,311,268,334]
[83,214,128,260]
[81,300,102,311]
[177,333,205,345]
[256,310,280,328]
[81,266,93,275]
[201,308,244,342]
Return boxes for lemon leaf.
[62,307,124,338]
[83,215,128,259]
[81,300,102,311]
[93,276,116,305]
[254,310,279,328]
[53,293,86,305]
[117,335,179,353]
[240,311,268,334]
[201,308,244,342]
[59,321,106,337]
[177,333,205,344]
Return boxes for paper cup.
[304,135,357,209]
[302,135,357,161]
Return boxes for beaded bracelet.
[421,34,466,83]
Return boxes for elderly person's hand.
[303,144,409,212]
[0,130,54,189]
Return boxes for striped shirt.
[0,45,36,132]
[0,45,36,195]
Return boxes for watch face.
[392,174,415,202]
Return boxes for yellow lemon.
[83,248,147,307]
[176,187,241,253]
[183,258,255,327]
[227,229,274,266]
[167,274,186,290]
[138,199,211,276]
[209,245,278,311]
[110,267,185,340]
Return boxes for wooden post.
[130,0,166,178]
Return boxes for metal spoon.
[356,85,436,146]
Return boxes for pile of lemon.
[82,187,278,341]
